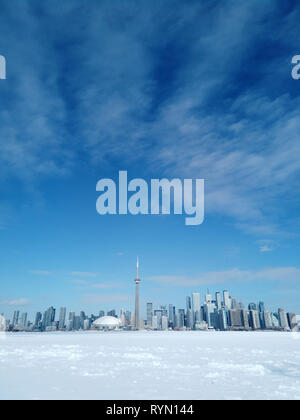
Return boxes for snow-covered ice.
[0,330,300,400]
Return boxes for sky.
[0,0,300,320]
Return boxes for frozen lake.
[0,330,300,400]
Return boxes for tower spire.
[134,257,141,330]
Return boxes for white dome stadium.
[93,316,121,329]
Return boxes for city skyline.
[1,263,300,321]
[2,284,298,333]
[1,1,300,321]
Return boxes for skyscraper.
[263,311,272,329]
[223,290,230,309]
[34,312,42,329]
[287,313,297,330]
[58,307,66,330]
[215,292,222,310]
[134,257,141,330]
[147,303,153,327]
[228,309,243,328]
[20,313,28,329]
[154,310,163,330]
[186,296,191,313]
[168,304,175,327]
[177,309,185,328]
[42,307,56,330]
[192,292,201,324]
[278,308,289,330]
[12,310,20,327]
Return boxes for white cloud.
[73,279,125,290]
[70,272,98,278]
[0,298,31,306]
[257,239,277,253]
[148,267,300,287]
[0,2,299,239]
[29,270,51,276]
[260,246,273,253]
[83,294,131,305]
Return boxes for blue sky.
[0,0,300,319]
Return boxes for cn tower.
[134,257,141,330]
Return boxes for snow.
[0,330,300,400]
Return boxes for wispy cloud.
[0,1,299,238]
[0,298,31,307]
[82,294,131,305]
[257,240,277,253]
[70,271,98,278]
[149,267,300,287]
[73,279,125,289]
[29,270,51,276]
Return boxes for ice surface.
[0,330,300,400]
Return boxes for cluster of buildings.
[145,291,298,332]
[0,263,298,333]
[1,289,298,333]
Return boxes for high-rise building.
[287,313,297,330]
[83,319,91,330]
[58,307,66,330]
[134,258,141,330]
[186,308,193,329]
[259,302,265,313]
[20,313,28,329]
[125,310,131,325]
[152,315,158,330]
[249,310,261,330]
[223,290,230,309]
[160,305,168,317]
[263,311,272,329]
[215,292,222,310]
[241,309,250,329]
[12,311,20,327]
[74,316,81,330]
[205,293,212,304]
[204,302,216,328]
[120,312,126,327]
[80,311,86,328]
[218,308,228,330]
[147,303,153,328]
[168,304,175,327]
[68,312,75,330]
[177,309,185,328]
[34,312,42,329]
[42,307,56,330]
[271,313,280,328]
[228,309,243,328]
[231,298,238,310]
[278,308,289,330]
[161,315,168,331]
[186,296,191,313]
[154,310,163,330]
[192,292,201,324]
